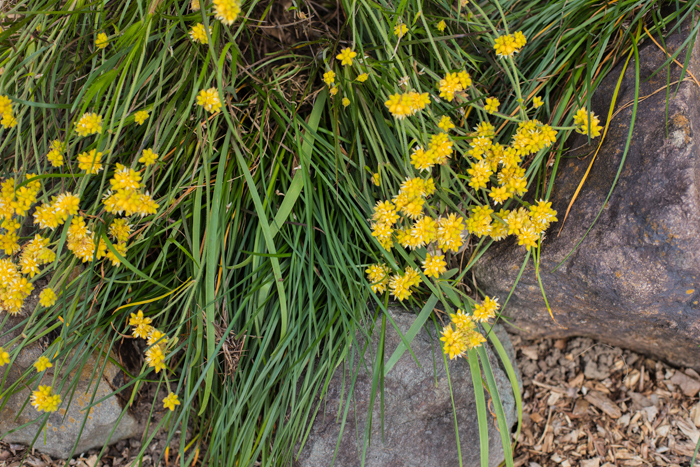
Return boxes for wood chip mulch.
[511,334,700,467]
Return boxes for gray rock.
[474,20,700,370]
[0,286,139,458]
[295,306,521,467]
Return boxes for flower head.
[134,110,149,125]
[437,20,446,32]
[357,73,369,83]
[213,0,241,25]
[95,33,108,49]
[366,263,390,294]
[32,385,61,413]
[190,23,210,44]
[342,97,350,108]
[34,356,52,372]
[532,96,543,109]
[75,112,103,137]
[438,116,454,133]
[573,109,602,138]
[473,296,499,322]
[394,23,408,38]
[440,325,466,360]
[163,392,180,411]
[139,148,158,165]
[77,149,104,174]
[422,253,447,278]
[323,71,335,87]
[39,287,57,307]
[0,347,9,366]
[336,48,357,66]
[196,88,222,113]
[484,97,500,114]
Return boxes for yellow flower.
[147,328,168,346]
[457,70,472,89]
[1,113,17,129]
[323,71,335,87]
[573,109,602,138]
[189,23,210,44]
[95,32,108,49]
[77,149,104,174]
[31,385,61,413]
[47,140,64,167]
[436,213,465,252]
[190,0,200,10]
[129,310,152,329]
[357,73,369,83]
[371,172,381,186]
[329,86,338,96]
[532,96,543,109]
[0,95,12,117]
[366,263,390,294]
[134,110,149,125]
[493,34,518,57]
[139,148,159,165]
[196,88,222,113]
[513,31,527,48]
[163,392,180,411]
[437,20,446,32]
[394,23,408,38]
[34,356,52,372]
[484,97,500,114]
[342,97,350,108]
[146,345,167,373]
[440,325,466,360]
[473,296,499,322]
[0,347,10,366]
[422,253,447,278]
[336,48,357,66]
[213,0,241,25]
[389,267,420,301]
[437,116,454,132]
[75,112,103,137]
[438,72,461,102]
[39,287,57,307]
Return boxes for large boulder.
[295,306,521,467]
[0,286,139,458]
[474,20,700,369]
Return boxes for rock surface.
[474,20,700,369]
[295,306,521,467]
[0,286,139,458]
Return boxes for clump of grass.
[0,0,695,466]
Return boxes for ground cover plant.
[0,0,697,465]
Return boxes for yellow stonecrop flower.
[473,296,499,322]
[190,23,210,44]
[134,110,149,125]
[139,148,159,165]
[190,0,200,10]
[441,309,487,359]
[1,112,18,129]
[438,116,455,133]
[342,97,350,108]
[484,97,500,114]
[529,199,558,233]
[437,20,446,32]
[146,345,167,373]
[109,218,131,243]
[394,23,408,38]
[0,258,33,314]
[77,149,104,174]
[438,72,460,102]
[34,356,52,372]
[422,253,447,278]
[532,96,543,108]
[371,172,380,186]
[372,200,399,226]
[163,392,180,411]
[0,95,11,117]
[440,325,467,360]
[573,109,602,138]
[467,160,493,190]
[357,73,369,83]
[388,266,420,301]
[384,92,430,119]
[147,328,168,347]
[47,140,64,167]
[31,385,61,413]
[493,32,526,57]
[75,112,103,137]
[336,48,357,66]
[21,234,55,277]
[323,71,335,87]
[196,88,222,113]
[95,32,108,49]
[366,263,390,293]
[436,213,465,252]
[329,86,338,96]
[213,0,241,25]
[466,205,493,238]
[0,346,9,366]
[39,287,57,307]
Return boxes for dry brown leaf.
[585,391,622,419]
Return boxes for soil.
[3,333,699,467]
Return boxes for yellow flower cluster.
[213,0,241,25]
[0,258,33,314]
[75,112,103,137]
[66,216,104,263]
[33,191,80,230]
[384,91,430,119]
[440,304,494,359]
[77,149,104,174]
[365,263,390,293]
[39,287,57,307]
[95,32,108,49]
[31,385,61,413]
[105,218,131,266]
[163,392,180,411]
[573,109,602,138]
[134,110,149,125]
[20,234,56,277]
[46,140,64,167]
[34,356,52,372]
[388,266,420,301]
[438,71,472,102]
[196,88,222,113]
[103,163,159,217]
[0,95,18,129]
[190,23,210,44]
[493,31,527,57]
[394,23,408,38]
[129,310,169,373]
[0,347,9,366]
[336,48,356,66]
[411,133,453,171]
